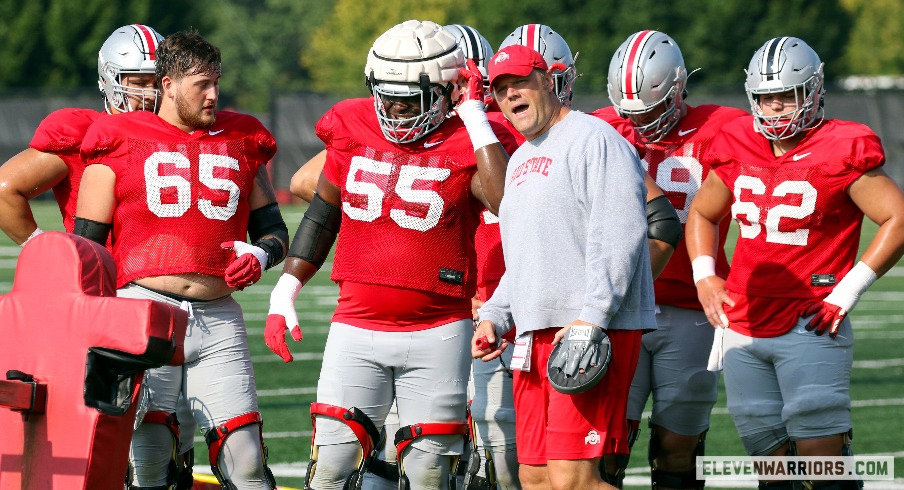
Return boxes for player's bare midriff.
[134,273,234,301]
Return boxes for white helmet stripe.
[763,37,787,82]
[525,24,543,53]
[622,30,655,100]
[462,25,483,61]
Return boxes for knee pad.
[600,419,641,487]
[394,422,469,490]
[794,430,861,490]
[128,411,181,490]
[649,424,707,489]
[205,412,276,489]
[306,402,387,490]
[175,447,194,490]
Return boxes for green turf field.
[1,201,901,489]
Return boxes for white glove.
[266,274,303,362]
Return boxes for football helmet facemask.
[499,24,578,106]
[608,30,688,143]
[97,24,163,114]
[365,20,464,144]
[745,36,825,140]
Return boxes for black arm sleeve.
[646,195,683,248]
[73,217,111,246]
[248,202,289,269]
[287,193,342,269]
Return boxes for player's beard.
[176,91,216,129]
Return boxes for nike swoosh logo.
[441,334,459,341]
[209,129,224,136]
[424,140,443,148]
[792,152,811,161]
[695,321,711,326]
[678,128,698,137]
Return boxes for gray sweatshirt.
[478,110,656,335]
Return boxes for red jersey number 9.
[645,151,704,224]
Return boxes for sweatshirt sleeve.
[577,130,649,329]
[477,271,515,336]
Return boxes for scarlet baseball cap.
[488,44,549,87]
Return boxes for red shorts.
[513,327,642,464]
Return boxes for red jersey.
[81,110,276,287]
[29,108,104,232]
[707,117,884,337]
[319,98,517,330]
[592,105,747,309]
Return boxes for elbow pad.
[73,217,111,245]
[646,195,683,248]
[287,194,342,269]
[249,203,289,269]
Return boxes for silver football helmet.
[499,24,578,106]
[365,20,464,144]
[745,36,825,140]
[444,24,494,94]
[97,24,163,114]
[608,30,687,143]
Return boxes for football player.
[687,37,904,489]
[75,29,287,489]
[0,24,162,245]
[265,19,516,489]
[281,23,514,490]
[594,31,747,489]
[0,24,199,488]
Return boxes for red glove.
[266,273,303,362]
[222,241,268,289]
[458,59,487,105]
[801,301,847,338]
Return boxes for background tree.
[0,0,208,89]
[205,0,331,112]
[0,0,896,112]
[841,0,904,75]
[302,0,470,97]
